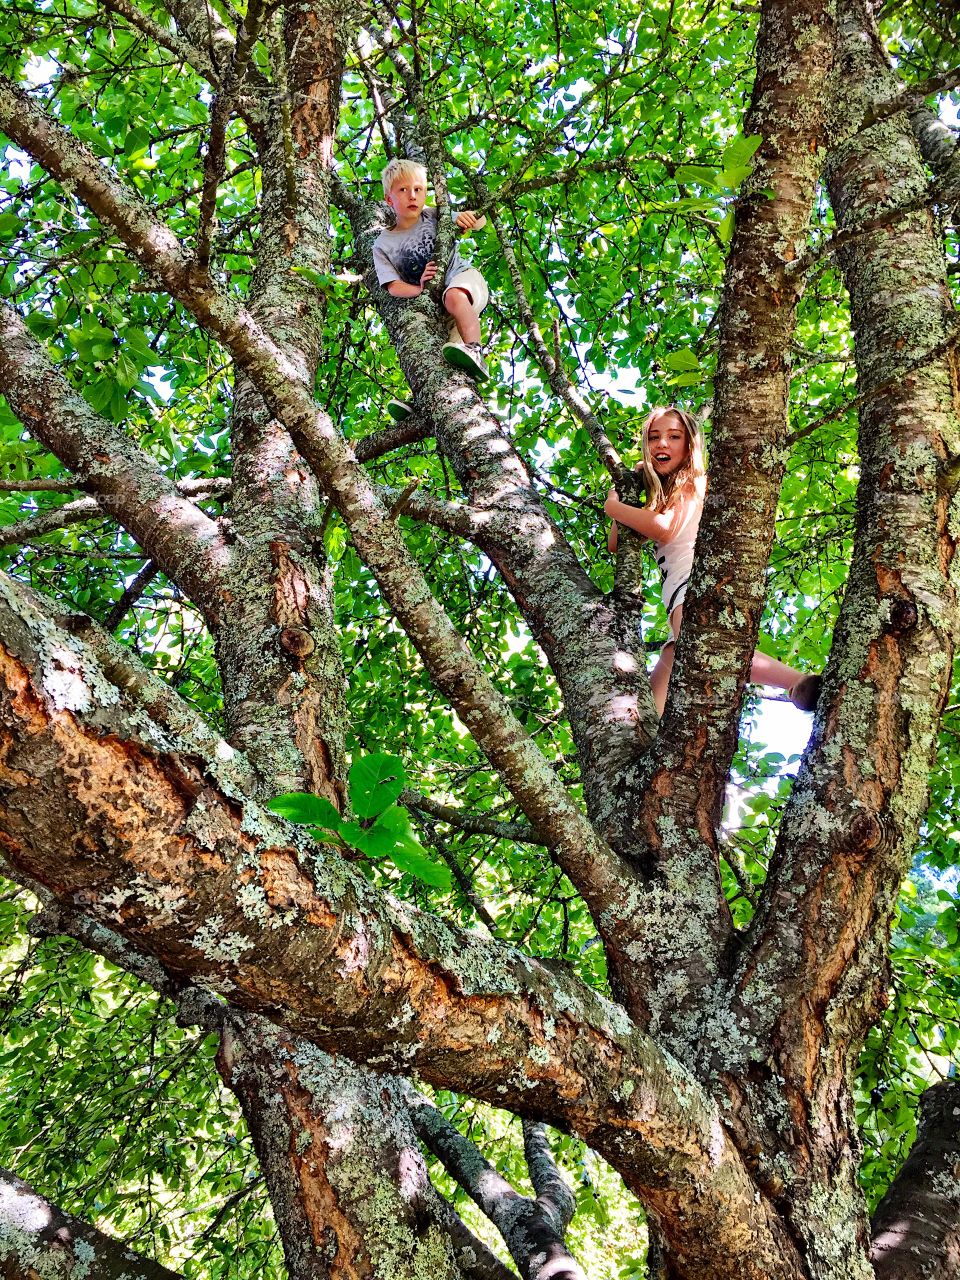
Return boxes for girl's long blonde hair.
[640,406,707,512]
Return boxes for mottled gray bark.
[604,0,836,1050]
[406,1093,585,1280]
[871,1078,960,1279]
[0,1167,182,1280]
[697,2,960,1275]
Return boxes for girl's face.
[646,413,689,476]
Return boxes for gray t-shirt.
[373,207,471,288]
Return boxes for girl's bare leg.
[651,604,806,717]
[750,649,805,690]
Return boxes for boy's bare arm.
[385,263,438,298]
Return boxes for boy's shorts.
[443,267,489,313]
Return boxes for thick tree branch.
[0,1167,182,1280]
[870,1078,960,1279]
[0,303,230,621]
[911,105,960,219]
[0,572,801,1280]
[705,5,960,1273]
[0,74,618,878]
[609,0,836,1048]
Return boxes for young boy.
[374,159,489,420]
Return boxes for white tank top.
[653,495,702,616]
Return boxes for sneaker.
[787,674,822,712]
[442,342,489,382]
[386,399,414,423]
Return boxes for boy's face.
[387,177,426,221]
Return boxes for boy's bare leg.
[444,287,481,345]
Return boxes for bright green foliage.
[269,755,453,888]
[0,887,281,1278]
[0,0,958,1272]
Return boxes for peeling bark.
[0,572,801,1280]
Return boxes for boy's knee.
[444,287,473,313]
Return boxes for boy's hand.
[419,261,438,285]
[455,211,486,232]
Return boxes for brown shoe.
[788,674,822,712]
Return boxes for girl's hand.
[419,261,438,285]
[603,488,620,517]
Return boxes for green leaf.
[722,133,762,168]
[268,792,342,830]
[662,348,700,372]
[719,163,754,189]
[348,753,405,819]
[386,843,452,889]
[674,164,719,188]
[718,209,735,245]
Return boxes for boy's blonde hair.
[381,158,428,198]
[640,406,707,512]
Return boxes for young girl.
[604,405,821,717]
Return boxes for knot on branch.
[279,626,315,657]
[883,598,919,638]
[847,810,886,860]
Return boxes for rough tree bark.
[0,0,959,1276]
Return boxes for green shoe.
[442,343,489,383]
[386,398,414,423]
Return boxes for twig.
[490,208,626,483]
[195,0,266,270]
[788,321,960,445]
[402,788,543,845]
[104,560,161,631]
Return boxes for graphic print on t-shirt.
[393,216,437,284]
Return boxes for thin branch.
[787,191,936,277]
[788,320,960,445]
[99,0,220,86]
[859,63,960,133]
[0,494,102,546]
[490,207,625,483]
[403,788,542,845]
[104,560,161,631]
[195,0,267,270]
[354,415,431,462]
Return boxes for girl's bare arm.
[603,490,689,543]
